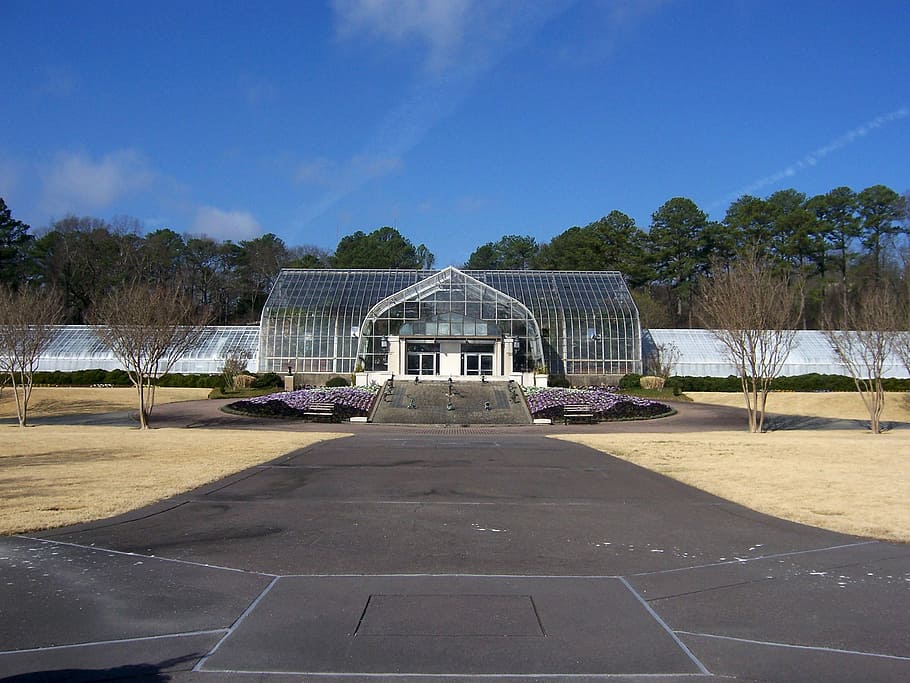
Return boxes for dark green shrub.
[547,374,571,388]
[325,376,350,387]
[667,373,910,393]
[252,372,283,389]
[106,369,132,386]
[618,373,642,390]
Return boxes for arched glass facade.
[259,267,642,378]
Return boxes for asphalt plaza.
[1,418,909,681]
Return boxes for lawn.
[0,426,347,535]
[0,386,211,418]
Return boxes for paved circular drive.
[1,403,908,681]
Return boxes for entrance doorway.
[461,343,495,375]
[405,343,439,375]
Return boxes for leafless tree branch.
[89,283,210,429]
[0,287,63,427]
[698,250,804,432]
[823,286,902,434]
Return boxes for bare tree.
[825,287,902,434]
[90,283,209,429]
[645,341,679,380]
[221,346,253,392]
[897,249,910,375]
[0,287,63,427]
[698,251,803,433]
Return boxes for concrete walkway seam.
[193,576,280,672]
[628,540,879,576]
[18,535,277,577]
[0,628,228,657]
[619,578,712,676]
[677,632,910,662]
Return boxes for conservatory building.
[258,267,643,385]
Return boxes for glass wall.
[36,325,261,374]
[471,271,641,375]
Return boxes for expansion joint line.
[0,629,228,657]
[630,541,879,577]
[17,535,275,578]
[676,631,910,662]
[618,578,712,676]
[194,576,281,671]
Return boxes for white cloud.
[0,157,22,198]
[31,65,78,98]
[332,0,477,71]
[306,1,568,228]
[295,154,403,188]
[192,206,261,241]
[41,149,156,213]
[711,106,910,208]
[240,73,279,106]
[296,157,336,186]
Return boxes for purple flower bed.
[227,385,380,421]
[524,386,672,421]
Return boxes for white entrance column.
[439,340,462,376]
[503,337,515,376]
[387,336,401,375]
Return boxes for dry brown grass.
[0,426,347,535]
[554,430,910,542]
[688,390,910,422]
[0,386,211,418]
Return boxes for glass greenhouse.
[259,267,643,380]
[644,329,907,377]
[37,325,261,374]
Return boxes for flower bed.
[524,386,672,422]
[226,385,380,421]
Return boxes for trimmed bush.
[666,373,910,393]
[157,373,221,388]
[251,372,284,389]
[619,373,642,390]
[325,376,350,387]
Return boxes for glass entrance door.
[462,346,495,375]
[462,353,494,375]
[406,343,439,375]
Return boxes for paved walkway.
[1,403,909,681]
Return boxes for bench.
[303,402,336,421]
[563,404,595,425]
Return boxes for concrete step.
[371,380,532,425]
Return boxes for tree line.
[1,184,908,328]
[466,185,909,329]
[0,203,435,325]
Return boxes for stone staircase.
[370,379,532,425]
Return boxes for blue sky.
[2,0,908,266]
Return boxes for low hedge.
[655,373,910,393]
[32,368,263,389]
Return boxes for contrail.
[710,106,909,209]
[294,1,575,232]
